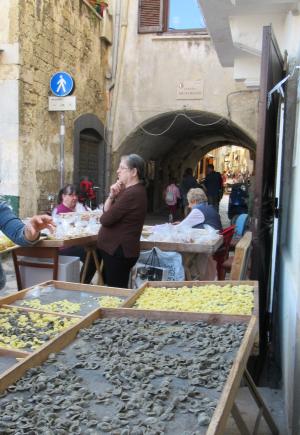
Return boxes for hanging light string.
[139,112,225,136]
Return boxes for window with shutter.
[138,0,207,34]
[138,0,164,34]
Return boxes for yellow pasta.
[134,284,254,315]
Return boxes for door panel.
[251,26,284,357]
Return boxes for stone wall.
[19,0,109,216]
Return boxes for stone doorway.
[74,114,106,205]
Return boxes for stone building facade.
[107,0,259,211]
[0,0,111,216]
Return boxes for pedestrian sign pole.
[60,112,65,189]
[49,71,76,188]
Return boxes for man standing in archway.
[203,164,223,212]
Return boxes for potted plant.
[97,0,108,16]
[87,0,108,17]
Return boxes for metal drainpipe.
[104,0,128,192]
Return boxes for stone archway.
[114,110,256,212]
[74,114,106,204]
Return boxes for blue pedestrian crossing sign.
[50,71,74,97]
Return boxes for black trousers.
[100,246,138,288]
[60,246,102,284]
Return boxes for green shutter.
[138,0,163,34]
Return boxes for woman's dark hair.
[121,154,146,184]
[57,184,78,204]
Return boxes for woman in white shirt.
[176,188,222,231]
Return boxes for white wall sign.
[176,80,203,100]
[48,96,76,111]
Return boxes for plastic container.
[19,256,80,288]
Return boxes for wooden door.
[79,130,105,204]
[251,26,284,358]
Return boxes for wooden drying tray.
[0,305,262,435]
[0,304,83,358]
[123,279,259,318]
[0,305,95,391]
[0,280,136,313]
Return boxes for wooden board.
[230,231,252,280]
[140,235,223,254]
[123,280,259,317]
[35,234,98,248]
[0,244,19,255]
[0,348,30,358]
[100,306,252,324]
[0,305,258,435]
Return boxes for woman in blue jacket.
[0,201,54,289]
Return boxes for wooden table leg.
[81,247,103,285]
[243,369,279,435]
[81,249,92,283]
[231,402,251,435]
[92,249,103,285]
[182,253,193,280]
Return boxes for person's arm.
[0,202,54,245]
[175,208,205,228]
[101,189,134,226]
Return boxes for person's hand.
[109,180,124,199]
[172,221,180,225]
[25,215,56,241]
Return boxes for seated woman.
[176,188,222,231]
[53,184,100,284]
[53,184,90,215]
[175,188,222,280]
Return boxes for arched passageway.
[115,110,256,212]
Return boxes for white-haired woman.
[176,188,222,231]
